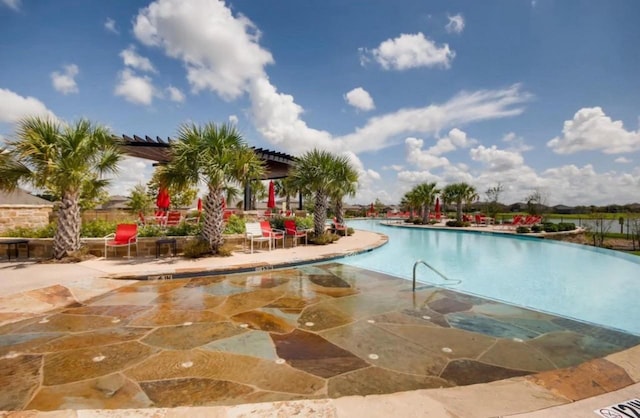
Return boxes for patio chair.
[332,217,347,236]
[104,223,138,258]
[284,219,307,247]
[260,220,285,249]
[165,211,182,227]
[245,222,271,253]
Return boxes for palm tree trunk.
[314,191,328,237]
[202,187,224,253]
[285,193,291,212]
[456,201,463,222]
[335,199,344,224]
[422,204,429,224]
[53,191,81,259]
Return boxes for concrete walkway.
[0,228,638,417]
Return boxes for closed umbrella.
[434,197,441,220]
[267,180,276,209]
[156,187,170,213]
[197,198,202,212]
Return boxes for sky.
[1,0,639,206]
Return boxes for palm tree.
[442,182,478,222]
[288,149,359,237]
[400,189,421,219]
[412,182,440,223]
[274,177,295,212]
[158,122,264,253]
[0,117,122,259]
[330,159,358,225]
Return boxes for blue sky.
[1,0,639,206]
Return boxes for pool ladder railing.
[412,260,462,291]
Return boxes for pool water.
[342,220,640,335]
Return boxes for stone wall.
[2,235,246,260]
[0,205,53,234]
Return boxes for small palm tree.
[158,122,264,254]
[274,177,295,211]
[0,117,122,259]
[442,182,478,222]
[330,160,358,225]
[412,182,440,223]
[288,149,359,237]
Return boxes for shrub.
[412,219,424,225]
[183,238,211,258]
[557,222,576,231]
[543,223,558,233]
[0,223,56,238]
[165,222,201,237]
[404,218,414,224]
[347,227,354,236]
[312,233,339,245]
[137,224,165,237]
[531,225,543,233]
[223,214,245,234]
[446,220,466,227]
[81,219,117,237]
[216,243,235,257]
[516,226,530,234]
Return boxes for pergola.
[117,134,300,210]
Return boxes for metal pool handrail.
[412,260,462,291]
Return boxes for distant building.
[0,189,54,234]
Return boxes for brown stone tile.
[0,312,37,327]
[142,322,246,350]
[0,354,42,411]
[61,304,151,321]
[24,285,76,308]
[26,374,153,411]
[479,339,556,372]
[606,345,640,382]
[33,328,150,353]
[320,322,448,376]
[151,288,226,311]
[140,378,255,407]
[297,301,354,331]
[328,366,452,398]
[440,359,530,386]
[212,287,286,317]
[117,280,187,294]
[375,322,496,360]
[43,341,158,386]
[16,314,119,334]
[400,306,450,328]
[427,296,473,314]
[128,308,225,327]
[125,349,325,395]
[271,329,369,378]
[526,358,634,401]
[230,310,295,334]
[529,331,624,368]
[266,294,325,314]
[0,332,63,357]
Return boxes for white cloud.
[383,164,404,171]
[166,85,185,103]
[114,69,157,105]
[1,0,20,11]
[50,64,79,95]
[105,17,119,34]
[344,87,375,111]
[470,145,524,172]
[547,107,640,154]
[229,115,239,124]
[502,131,533,152]
[429,128,477,156]
[120,46,156,73]
[132,1,530,157]
[0,88,56,123]
[362,32,455,70]
[615,157,632,164]
[107,157,154,196]
[405,137,450,169]
[446,14,465,34]
[133,0,273,100]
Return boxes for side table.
[156,238,177,258]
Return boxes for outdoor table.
[1,239,30,260]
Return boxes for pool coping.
[1,227,639,417]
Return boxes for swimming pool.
[342,219,640,335]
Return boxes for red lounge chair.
[284,219,307,246]
[260,220,285,249]
[104,223,138,258]
[332,217,347,236]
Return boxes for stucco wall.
[0,205,53,234]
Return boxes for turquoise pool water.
[341,219,640,335]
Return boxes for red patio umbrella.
[197,198,202,212]
[156,187,170,213]
[434,197,441,218]
[267,180,276,209]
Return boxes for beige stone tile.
[333,391,452,418]
[606,345,640,382]
[426,378,567,418]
